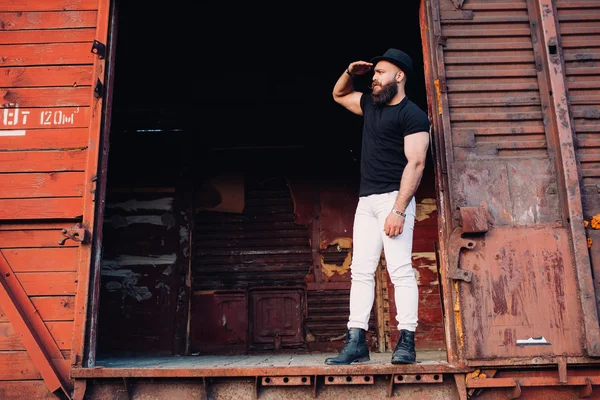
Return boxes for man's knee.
[387,263,417,283]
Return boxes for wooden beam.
[0,251,72,398]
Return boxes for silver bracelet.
[392,208,406,218]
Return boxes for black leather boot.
[391,329,416,364]
[324,328,370,365]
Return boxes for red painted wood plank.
[0,11,97,30]
[0,198,83,220]
[0,321,73,350]
[0,351,41,380]
[0,350,70,380]
[0,172,84,199]
[0,128,88,151]
[0,87,90,107]
[0,150,87,173]
[0,1,97,12]
[0,67,93,87]
[0,223,67,231]
[0,43,93,67]
[0,229,79,248]
[0,28,95,44]
[15,272,78,296]
[0,380,57,399]
[0,296,75,323]
[0,107,89,129]
[3,248,79,272]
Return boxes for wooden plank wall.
[0,1,99,398]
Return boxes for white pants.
[347,192,418,332]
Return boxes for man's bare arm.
[332,61,373,116]
[393,131,430,213]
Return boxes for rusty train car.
[0,0,599,398]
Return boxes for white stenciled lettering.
[41,111,53,125]
[2,106,30,126]
[40,109,78,125]
[53,110,63,125]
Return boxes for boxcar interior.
[94,0,446,368]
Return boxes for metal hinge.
[94,79,104,99]
[91,40,106,59]
[58,223,90,245]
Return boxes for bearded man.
[325,48,430,365]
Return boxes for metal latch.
[58,223,90,245]
[91,40,106,59]
[448,227,475,282]
[448,203,493,282]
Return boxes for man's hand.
[384,212,405,238]
[348,61,373,76]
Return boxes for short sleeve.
[360,92,369,113]
[403,106,430,136]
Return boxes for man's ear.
[396,70,404,83]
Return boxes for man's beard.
[372,81,398,105]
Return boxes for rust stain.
[434,79,442,115]
[416,198,437,222]
[491,276,508,315]
[454,281,464,350]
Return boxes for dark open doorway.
[92,0,444,367]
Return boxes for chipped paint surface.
[106,197,174,211]
[321,250,352,278]
[412,252,439,286]
[320,237,353,278]
[101,255,177,301]
[102,254,176,267]
[101,268,152,301]
[416,198,437,222]
[105,214,175,228]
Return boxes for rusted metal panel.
[556,0,600,325]
[193,176,312,290]
[530,0,600,356]
[426,0,600,365]
[305,290,377,352]
[190,291,247,353]
[250,288,305,351]
[457,226,584,360]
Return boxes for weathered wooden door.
[422,0,600,366]
[0,1,111,398]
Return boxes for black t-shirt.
[358,94,430,197]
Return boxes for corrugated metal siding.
[0,1,100,396]
[556,0,600,219]
[305,289,377,350]
[193,176,312,290]
[442,0,549,161]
